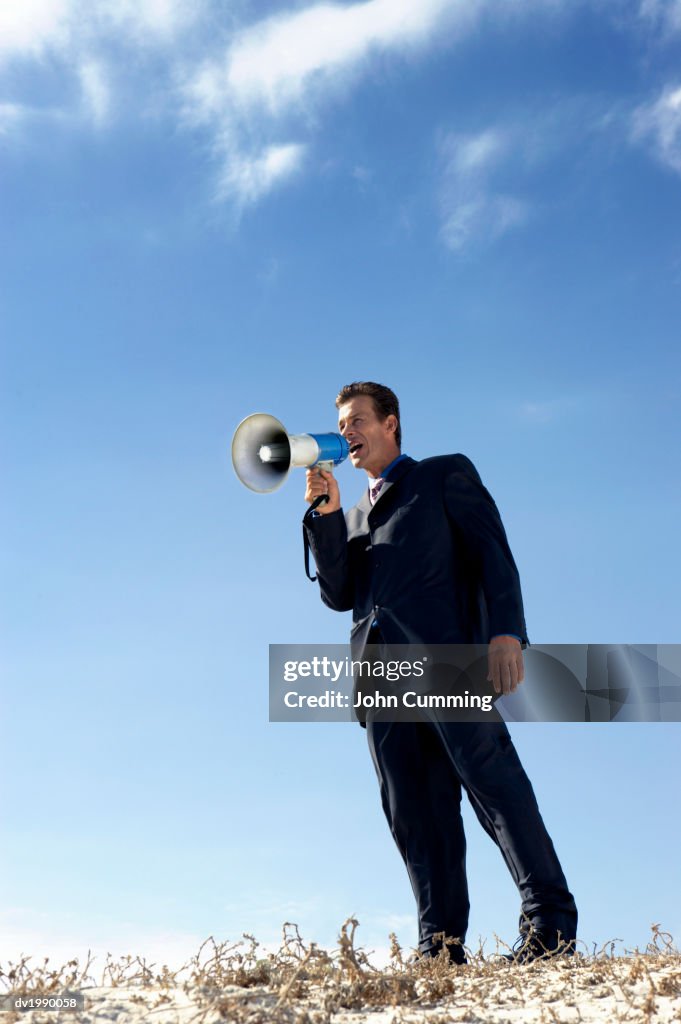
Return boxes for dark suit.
[305,454,577,957]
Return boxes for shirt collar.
[368,453,408,485]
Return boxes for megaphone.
[231,413,350,494]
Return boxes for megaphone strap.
[302,496,330,581]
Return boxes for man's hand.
[487,636,524,696]
[305,468,341,515]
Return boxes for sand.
[2,925,680,1024]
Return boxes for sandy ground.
[2,922,680,1024]
[2,951,681,1024]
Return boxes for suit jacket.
[305,454,529,661]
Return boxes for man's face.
[337,395,399,477]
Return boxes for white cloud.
[0,101,27,134]
[78,60,111,125]
[438,128,530,252]
[0,0,482,205]
[218,0,474,115]
[447,128,507,175]
[441,193,529,251]
[95,0,200,40]
[0,0,201,62]
[183,0,483,204]
[632,84,681,175]
[0,0,72,59]
[216,142,307,206]
[0,0,204,139]
[0,99,69,135]
[519,397,581,423]
[638,0,681,35]
[352,164,372,182]
[0,0,574,211]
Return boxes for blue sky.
[2,0,681,968]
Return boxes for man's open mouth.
[350,443,363,455]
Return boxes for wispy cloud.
[95,0,200,42]
[518,396,582,424]
[638,0,681,36]
[216,141,307,206]
[0,99,70,135]
[0,0,72,60]
[78,59,111,126]
[0,100,28,134]
[0,0,201,61]
[632,83,681,175]
[0,0,204,140]
[0,0,605,217]
[437,127,530,252]
[190,0,474,118]
[0,0,484,205]
[182,0,484,206]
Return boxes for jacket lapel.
[349,457,418,530]
[355,489,373,518]
[373,456,416,505]
[355,456,417,519]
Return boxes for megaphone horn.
[231,413,350,494]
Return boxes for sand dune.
[2,922,680,1023]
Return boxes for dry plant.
[0,921,680,1024]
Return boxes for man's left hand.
[487,636,524,695]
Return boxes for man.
[304,381,577,965]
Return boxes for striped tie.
[369,477,385,505]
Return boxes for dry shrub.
[0,921,679,1024]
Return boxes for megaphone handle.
[303,461,336,581]
[315,460,335,506]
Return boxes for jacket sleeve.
[444,456,529,644]
[304,509,354,612]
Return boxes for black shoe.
[503,931,576,964]
[415,941,467,966]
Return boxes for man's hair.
[335,381,401,449]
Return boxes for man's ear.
[385,414,397,437]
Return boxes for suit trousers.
[366,714,578,955]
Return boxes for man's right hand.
[305,468,341,515]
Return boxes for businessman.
[304,381,577,965]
